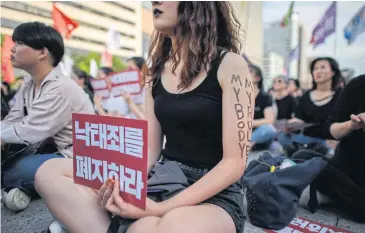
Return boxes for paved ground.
[2,151,365,233]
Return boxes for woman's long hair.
[146,2,243,90]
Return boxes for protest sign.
[90,78,110,99]
[72,113,148,209]
[265,216,353,233]
[90,69,141,99]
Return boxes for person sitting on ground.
[272,75,297,121]
[323,74,365,190]
[249,65,276,149]
[287,78,302,101]
[0,22,94,211]
[95,58,147,119]
[72,69,95,105]
[93,67,122,117]
[1,81,15,106]
[307,74,365,221]
[277,57,342,155]
[35,2,254,233]
[1,82,14,120]
[119,56,147,120]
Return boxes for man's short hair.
[12,22,64,67]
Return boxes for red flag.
[1,35,15,83]
[52,3,79,39]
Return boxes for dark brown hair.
[146,2,243,90]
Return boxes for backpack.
[292,149,365,223]
[242,152,328,230]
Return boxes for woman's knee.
[34,158,72,193]
[126,216,161,233]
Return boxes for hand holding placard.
[73,113,148,209]
[103,177,164,219]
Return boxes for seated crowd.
[1,10,364,233]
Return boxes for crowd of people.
[1,1,364,233]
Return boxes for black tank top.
[152,51,228,168]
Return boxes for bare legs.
[35,159,237,233]
[35,158,111,233]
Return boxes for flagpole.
[333,2,337,58]
[334,32,337,58]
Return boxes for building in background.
[263,52,285,90]
[232,1,263,67]
[263,12,307,89]
[1,1,143,60]
[141,2,153,59]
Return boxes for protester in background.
[249,65,276,149]
[277,57,342,155]
[0,22,94,211]
[287,78,302,101]
[93,67,128,117]
[272,75,296,120]
[1,81,14,120]
[119,56,147,119]
[319,74,365,220]
[337,76,346,89]
[96,66,113,79]
[1,81,15,106]
[7,77,25,109]
[267,87,274,96]
[35,2,253,233]
[72,69,95,105]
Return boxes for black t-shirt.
[323,75,365,189]
[275,95,297,120]
[294,89,342,138]
[254,92,273,120]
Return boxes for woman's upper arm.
[218,53,255,163]
[145,77,164,168]
[264,106,276,123]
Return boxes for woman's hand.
[121,92,132,104]
[287,118,305,125]
[93,95,102,107]
[103,178,166,219]
[350,113,365,131]
[97,178,114,208]
[284,118,305,133]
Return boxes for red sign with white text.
[90,69,141,99]
[72,113,148,209]
[264,216,354,233]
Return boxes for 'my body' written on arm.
[231,74,255,162]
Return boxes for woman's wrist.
[148,200,170,217]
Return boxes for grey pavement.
[2,151,365,233]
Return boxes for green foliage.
[1,34,4,48]
[71,52,127,74]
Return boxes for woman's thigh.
[127,204,236,233]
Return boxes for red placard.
[264,216,354,233]
[90,69,141,99]
[72,113,148,210]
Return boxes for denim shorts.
[107,157,245,233]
